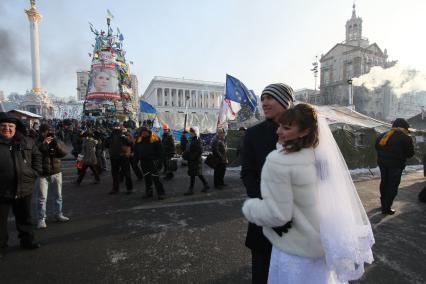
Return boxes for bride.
[242,103,374,284]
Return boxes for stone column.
[25,2,43,95]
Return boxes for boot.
[201,185,210,193]
[184,188,194,196]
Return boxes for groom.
[241,83,294,283]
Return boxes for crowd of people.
[0,81,418,283]
[0,113,234,259]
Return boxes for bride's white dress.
[268,247,346,284]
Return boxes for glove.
[272,221,293,237]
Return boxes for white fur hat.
[190,126,200,137]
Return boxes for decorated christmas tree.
[82,11,135,121]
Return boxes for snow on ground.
[226,165,424,182]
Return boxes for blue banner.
[139,100,157,114]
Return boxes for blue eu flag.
[225,74,257,112]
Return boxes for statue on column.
[30,0,36,8]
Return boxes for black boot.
[184,188,194,196]
[201,184,210,193]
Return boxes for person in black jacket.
[106,123,134,194]
[134,127,165,200]
[183,126,209,195]
[375,118,414,215]
[241,83,294,284]
[34,124,69,229]
[161,123,176,181]
[211,128,228,189]
[0,112,42,253]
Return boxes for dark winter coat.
[375,128,415,168]
[186,136,203,176]
[37,136,68,176]
[211,136,228,164]
[162,132,176,158]
[180,134,188,153]
[81,137,98,166]
[134,132,163,173]
[0,132,42,201]
[134,133,163,161]
[107,129,134,159]
[241,119,279,253]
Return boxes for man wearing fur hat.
[241,83,294,283]
[0,112,42,255]
[375,118,414,215]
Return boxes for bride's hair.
[278,103,319,153]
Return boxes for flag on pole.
[217,74,257,128]
[139,100,157,114]
[106,9,114,19]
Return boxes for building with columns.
[319,4,396,120]
[21,0,53,118]
[142,76,224,115]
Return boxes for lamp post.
[311,56,319,91]
[183,93,190,131]
[347,78,354,109]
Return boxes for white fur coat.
[242,146,324,258]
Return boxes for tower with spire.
[319,4,394,119]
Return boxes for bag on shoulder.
[204,154,219,169]
[419,185,426,203]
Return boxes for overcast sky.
[0,0,425,99]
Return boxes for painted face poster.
[87,63,120,100]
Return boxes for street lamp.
[311,56,319,91]
[183,93,190,131]
[347,78,354,109]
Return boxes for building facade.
[294,88,322,105]
[142,76,224,115]
[319,4,395,119]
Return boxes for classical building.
[319,4,396,119]
[294,88,322,105]
[142,76,224,115]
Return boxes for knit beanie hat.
[261,83,295,109]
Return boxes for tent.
[225,105,424,169]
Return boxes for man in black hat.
[241,83,294,283]
[375,118,414,215]
[0,112,42,256]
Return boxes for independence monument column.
[25,0,42,95]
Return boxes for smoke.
[352,63,426,98]
[0,29,31,79]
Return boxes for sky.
[0,0,425,99]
